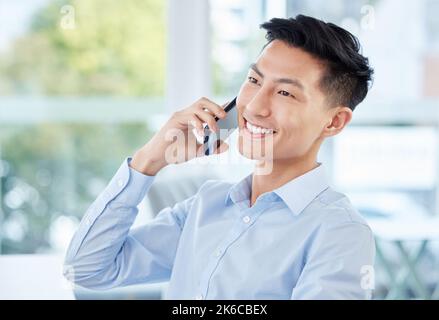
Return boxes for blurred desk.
[0,254,75,300]
[368,217,439,299]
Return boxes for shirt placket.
[194,201,270,300]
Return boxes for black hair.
[260,15,373,111]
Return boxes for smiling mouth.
[242,117,277,137]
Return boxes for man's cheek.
[237,85,258,105]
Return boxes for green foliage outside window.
[0,0,165,253]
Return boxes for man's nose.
[245,92,271,118]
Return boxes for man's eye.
[248,76,258,84]
[278,90,295,98]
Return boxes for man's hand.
[130,97,229,176]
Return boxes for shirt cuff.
[109,157,156,206]
[86,157,155,213]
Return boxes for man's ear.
[322,106,353,138]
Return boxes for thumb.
[196,139,229,157]
[213,140,229,155]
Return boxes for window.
[0,0,166,254]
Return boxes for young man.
[64,15,375,299]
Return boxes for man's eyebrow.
[249,63,305,91]
[249,63,264,78]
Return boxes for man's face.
[236,40,333,163]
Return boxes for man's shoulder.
[190,178,235,205]
[197,178,234,193]
[309,187,371,230]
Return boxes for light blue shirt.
[64,158,375,299]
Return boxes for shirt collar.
[225,173,253,206]
[274,163,329,215]
[225,163,329,215]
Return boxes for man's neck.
[250,156,320,207]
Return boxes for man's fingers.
[197,97,226,119]
[189,114,205,136]
[195,109,219,133]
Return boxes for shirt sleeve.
[63,158,196,290]
[290,221,376,300]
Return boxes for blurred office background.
[1,0,439,299]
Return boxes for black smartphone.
[202,97,238,155]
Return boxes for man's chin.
[237,146,274,175]
[237,144,274,161]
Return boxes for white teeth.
[245,120,274,135]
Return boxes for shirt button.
[242,215,251,224]
[117,179,124,187]
[195,294,203,300]
[215,249,222,257]
[85,218,91,226]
